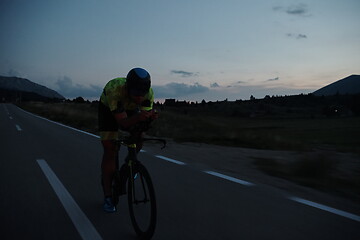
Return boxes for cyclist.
[98,67,157,213]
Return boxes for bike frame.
[117,137,166,167]
[114,137,166,199]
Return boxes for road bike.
[111,132,166,239]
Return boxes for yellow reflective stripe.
[99,131,118,141]
[140,88,154,111]
[125,143,137,148]
[140,106,152,111]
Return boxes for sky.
[1,0,359,102]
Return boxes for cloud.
[236,80,247,84]
[55,76,102,99]
[224,80,249,88]
[210,82,220,88]
[6,69,21,77]
[1,69,24,78]
[272,6,282,11]
[286,4,308,16]
[266,77,280,82]
[153,82,209,98]
[171,70,198,78]
[287,33,307,39]
[273,3,310,17]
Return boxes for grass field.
[17,101,360,153]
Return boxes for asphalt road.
[1,103,359,240]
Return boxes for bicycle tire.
[128,163,157,239]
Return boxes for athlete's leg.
[98,102,118,199]
[101,140,118,197]
[135,132,145,153]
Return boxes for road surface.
[1,103,359,239]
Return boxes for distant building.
[164,99,190,107]
[164,99,176,106]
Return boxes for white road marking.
[204,171,255,186]
[17,107,100,138]
[289,196,360,222]
[37,159,102,240]
[15,124,22,131]
[155,155,186,165]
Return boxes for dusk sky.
[1,0,359,101]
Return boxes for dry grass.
[18,101,98,134]
[18,102,360,152]
[253,153,360,200]
[148,108,360,152]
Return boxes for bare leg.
[101,140,118,197]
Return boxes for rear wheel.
[128,163,157,239]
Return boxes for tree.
[73,96,85,103]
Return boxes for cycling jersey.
[99,77,154,140]
[100,77,154,112]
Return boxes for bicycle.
[111,128,166,239]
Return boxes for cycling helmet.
[126,68,151,96]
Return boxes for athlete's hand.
[150,110,159,120]
[137,110,152,121]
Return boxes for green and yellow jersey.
[100,78,154,113]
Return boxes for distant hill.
[313,75,360,96]
[0,76,65,101]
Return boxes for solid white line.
[15,124,22,131]
[289,196,360,222]
[37,159,102,240]
[204,171,255,186]
[155,155,186,165]
[17,106,100,138]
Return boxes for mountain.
[313,75,360,96]
[0,76,65,101]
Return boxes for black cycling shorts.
[98,102,139,140]
[98,101,118,132]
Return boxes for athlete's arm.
[114,111,153,130]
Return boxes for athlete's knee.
[102,140,118,152]
[135,132,144,153]
[102,140,119,161]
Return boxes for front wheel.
[128,163,157,239]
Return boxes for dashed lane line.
[204,170,255,187]
[289,196,360,223]
[155,155,186,165]
[15,124,22,131]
